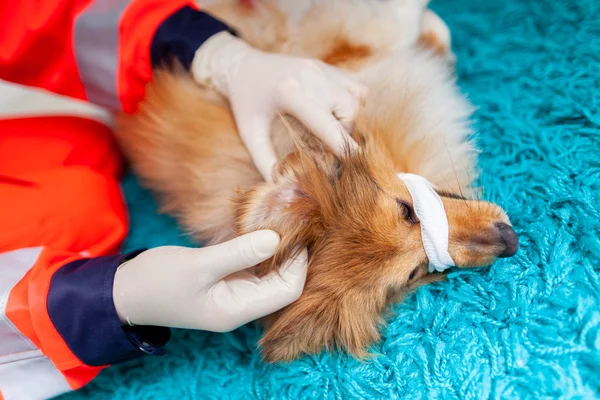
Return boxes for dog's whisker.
[443,138,469,209]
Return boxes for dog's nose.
[495,222,518,257]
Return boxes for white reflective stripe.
[0,80,113,127]
[74,0,132,111]
[0,248,71,400]
[0,353,71,400]
[397,173,455,273]
[0,248,42,356]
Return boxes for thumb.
[221,249,309,326]
[234,109,278,182]
[199,230,281,280]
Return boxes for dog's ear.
[259,289,384,363]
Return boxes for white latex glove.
[112,230,308,332]
[192,31,366,181]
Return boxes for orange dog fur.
[115,0,518,362]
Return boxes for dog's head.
[233,125,517,363]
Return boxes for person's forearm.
[47,251,171,365]
[0,0,233,113]
[0,247,168,399]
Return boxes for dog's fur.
[115,0,516,362]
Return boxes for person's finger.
[233,109,278,182]
[320,64,364,134]
[331,86,361,134]
[231,249,309,322]
[320,61,368,100]
[265,247,308,289]
[192,230,280,280]
[282,96,358,156]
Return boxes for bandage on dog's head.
[233,131,518,363]
[397,173,455,273]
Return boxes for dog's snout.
[495,222,518,258]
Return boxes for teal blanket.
[60,0,600,398]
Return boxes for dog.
[115,0,518,362]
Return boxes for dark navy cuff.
[151,5,237,70]
[47,251,170,367]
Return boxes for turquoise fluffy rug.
[60,0,600,398]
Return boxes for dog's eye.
[397,199,418,224]
[408,268,418,280]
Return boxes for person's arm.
[1,0,366,179]
[0,0,233,113]
[0,247,168,400]
[0,232,306,400]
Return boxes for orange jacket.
[0,1,233,398]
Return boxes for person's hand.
[192,31,366,181]
[112,230,308,332]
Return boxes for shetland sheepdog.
[115,0,518,362]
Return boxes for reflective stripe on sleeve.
[0,354,71,400]
[0,248,41,356]
[0,248,71,400]
[73,0,132,110]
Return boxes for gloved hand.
[192,31,366,181]
[112,230,308,332]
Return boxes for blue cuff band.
[151,6,237,70]
[47,251,170,366]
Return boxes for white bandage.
[397,173,455,273]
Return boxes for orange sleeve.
[0,0,198,112]
[117,0,200,113]
[0,0,91,101]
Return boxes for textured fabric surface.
[58,0,600,398]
